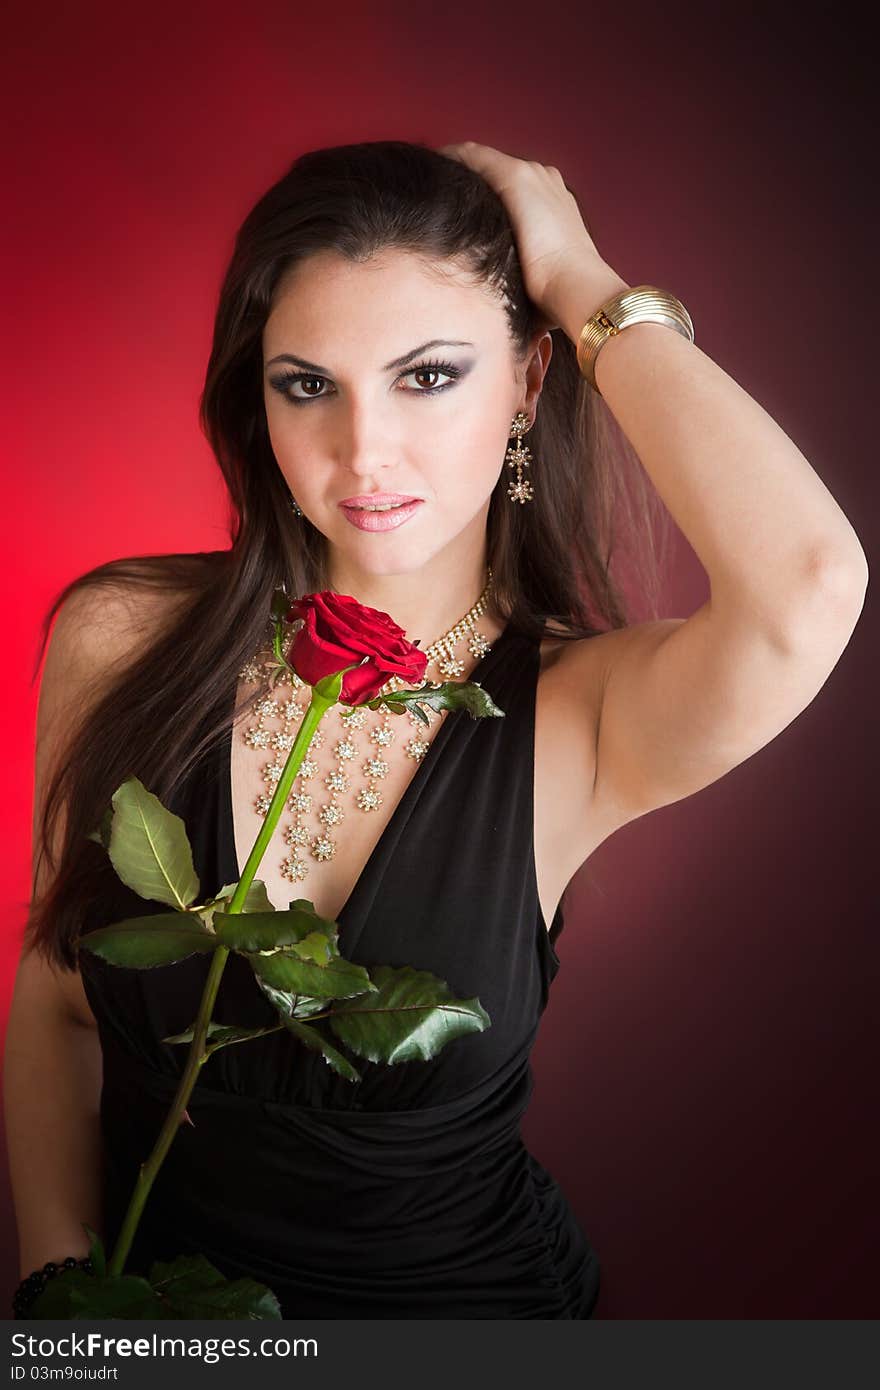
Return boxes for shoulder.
[50,580,167,668]
[44,552,213,686]
[34,554,206,842]
[34,555,200,810]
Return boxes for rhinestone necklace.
[237,570,497,887]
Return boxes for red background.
[2,1,876,1318]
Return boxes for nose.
[333,398,397,482]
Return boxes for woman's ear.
[522,329,553,417]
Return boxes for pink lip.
[339,493,418,507]
[340,499,424,532]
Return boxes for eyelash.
[268,357,463,405]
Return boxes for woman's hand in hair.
[436,140,627,329]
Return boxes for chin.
[329,526,445,577]
[346,550,437,579]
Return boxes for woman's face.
[262,247,549,579]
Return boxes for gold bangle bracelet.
[576,284,695,394]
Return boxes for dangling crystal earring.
[289,493,304,517]
[506,411,535,504]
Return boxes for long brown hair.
[26,139,669,970]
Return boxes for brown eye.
[400,360,462,393]
[269,358,463,407]
[268,371,332,403]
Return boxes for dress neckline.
[221,621,515,927]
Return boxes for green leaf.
[282,1018,362,1082]
[27,1255,283,1320]
[107,776,200,909]
[328,963,491,1064]
[162,1018,228,1045]
[203,1024,283,1056]
[253,978,328,1022]
[27,1270,166,1319]
[79,914,218,968]
[162,1019,279,1051]
[191,879,276,929]
[148,1254,282,1319]
[292,929,335,965]
[249,947,377,1001]
[365,678,506,721]
[213,906,339,954]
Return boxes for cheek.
[436,432,508,511]
[264,403,290,457]
[466,420,511,484]
[455,389,516,457]
[264,406,315,487]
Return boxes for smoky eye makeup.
[266,356,473,405]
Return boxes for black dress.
[79,622,601,1318]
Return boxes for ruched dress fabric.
[78,623,601,1318]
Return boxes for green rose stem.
[105,664,351,1279]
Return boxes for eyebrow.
[264,339,476,375]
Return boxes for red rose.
[285,591,428,705]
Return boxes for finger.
[437,140,509,173]
[436,140,480,158]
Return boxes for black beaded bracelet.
[12,1255,94,1318]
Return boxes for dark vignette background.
[1,1,876,1319]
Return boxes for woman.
[6,140,868,1319]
